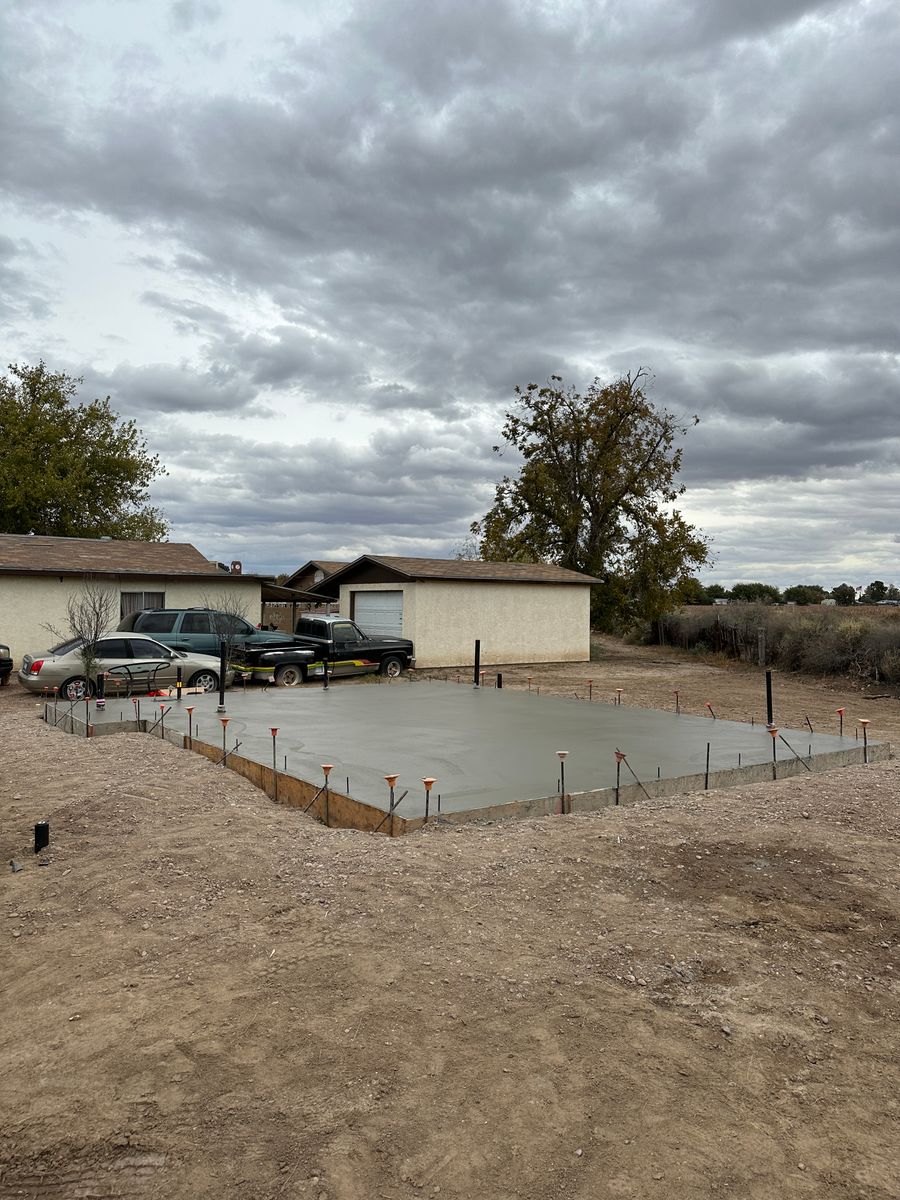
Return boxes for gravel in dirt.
[1,639,899,1199]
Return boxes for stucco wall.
[339,579,591,668]
[0,575,262,662]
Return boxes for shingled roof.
[315,555,600,592]
[0,534,228,577]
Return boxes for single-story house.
[309,555,599,668]
[0,534,284,661]
[283,560,350,592]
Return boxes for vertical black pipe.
[322,654,329,690]
[615,759,621,806]
[176,666,183,701]
[705,742,710,789]
[473,640,481,687]
[217,639,226,712]
[496,672,503,689]
[765,669,773,726]
[34,821,49,854]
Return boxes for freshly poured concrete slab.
[84,681,880,819]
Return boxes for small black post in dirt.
[765,670,773,727]
[217,639,227,713]
[705,742,710,789]
[185,706,194,749]
[769,726,778,779]
[837,707,845,737]
[614,750,624,805]
[473,640,481,688]
[673,689,680,715]
[219,716,230,764]
[34,821,49,854]
[587,679,593,701]
[859,719,870,764]
[496,672,503,689]
[804,714,813,734]
[176,666,183,701]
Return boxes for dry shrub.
[659,605,900,683]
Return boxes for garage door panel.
[353,591,403,637]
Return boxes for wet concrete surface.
[86,679,877,818]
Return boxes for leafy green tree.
[730,582,782,604]
[782,584,827,606]
[0,362,168,539]
[830,584,856,606]
[703,582,730,602]
[472,370,710,628]
[862,580,888,604]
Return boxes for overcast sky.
[2,0,898,587]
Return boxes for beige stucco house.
[310,555,599,668]
[0,534,267,660]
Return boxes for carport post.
[217,640,227,713]
[473,640,481,688]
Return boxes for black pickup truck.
[232,614,415,686]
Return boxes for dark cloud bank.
[1,0,898,581]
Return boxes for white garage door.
[353,590,404,638]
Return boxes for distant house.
[0,534,267,660]
[309,555,599,668]
[282,560,350,593]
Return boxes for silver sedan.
[18,633,233,700]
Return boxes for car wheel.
[188,670,219,693]
[274,663,305,687]
[379,655,404,678]
[60,676,94,701]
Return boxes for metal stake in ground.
[321,764,333,825]
[836,707,845,737]
[384,774,399,836]
[614,748,652,800]
[614,750,625,805]
[556,750,569,814]
[219,717,230,764]
[705,702,716,719]
[423,776,437,823]
[185,706,195,749]
[768,726,778,780]
[859,719,870,764]
[673,689,679,715]
[765,670,773,727]
[473,640,481,688]
[271,728,279,801]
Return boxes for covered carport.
[259,582,326,632]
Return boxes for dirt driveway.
[1,640,898,1199]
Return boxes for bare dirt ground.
[2,638,899,1199]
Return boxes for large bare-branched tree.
[472,370,711,629]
